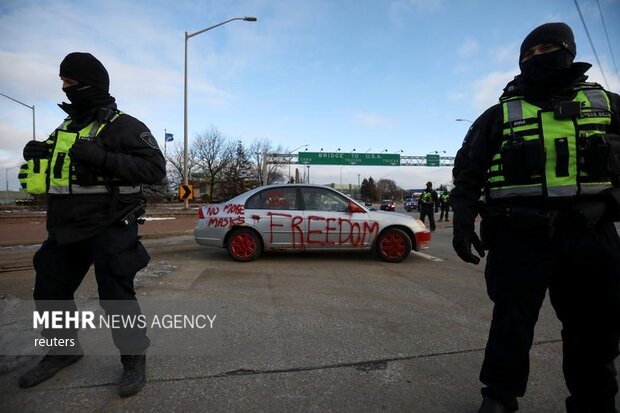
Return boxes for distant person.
[18,52,166,397]
[451,23,620,413]
[439,191,450,222]
[418,181,439,231]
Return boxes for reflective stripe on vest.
[487,83,613,200]
[45,112,138,195]
[47,184,142,195]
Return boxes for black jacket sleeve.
[98,114,166,185]
[450,104,503,230]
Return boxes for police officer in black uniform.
[18,52,166,397]
[439,191,450,222]
[451,23,620,413]
[419,181,439,231]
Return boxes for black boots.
[18,351,83,388]
[19,350,146,398]
[119,354,146,397]
[478,397,515,413]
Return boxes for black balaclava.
[518,23,577,91]
[59,52,115,115]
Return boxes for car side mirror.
[348,201,366,213]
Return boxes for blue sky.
[1,0,619,191]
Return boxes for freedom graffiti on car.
[267,212,379,248]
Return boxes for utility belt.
[479,189,620,247]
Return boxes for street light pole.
[287,144,309,183]
[1,92,35,140]
[183,16,257,208]
[455,118,473,124]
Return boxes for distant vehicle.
[404,198,417,212]
[379,199,396,211]
[194,184,431,263]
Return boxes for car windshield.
[246,187,299,210]
[301,187,349,212]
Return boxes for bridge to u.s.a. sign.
[299,152,400,166]
[261,151,454,184]
[291,152,454,167]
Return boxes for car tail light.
[198,207,205,219]
[415,230,432,250]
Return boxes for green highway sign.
[298,152,400,166]
[426,154,440,166]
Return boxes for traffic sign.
[179,184,193,201]
[426,154,440,167]
[298,152,400,166]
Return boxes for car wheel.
[376,228,411,263]
[227,228,262,262]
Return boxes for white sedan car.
[195,184,431,262]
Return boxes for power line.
[573,0,610,89]
[596,0,619,81]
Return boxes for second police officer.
[451,23,620,412]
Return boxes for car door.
[300,187,375,249]
[244,187,304,250]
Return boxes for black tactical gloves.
[69,139,107,168]
[453,229,485,264]
[23,140,49,160]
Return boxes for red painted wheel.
[376,228,411,263]
[227,228,262,262]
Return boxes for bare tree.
[192,127,235,201]
[376,178,401,200]
[165,142,198,189]
[247,138,287,185]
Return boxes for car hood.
[366,210,419,225]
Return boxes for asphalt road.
[0,222,619,412]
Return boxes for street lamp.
[287,144,309,182]
[183,16,257,208]
[455,118,473,124]
[1,92,35,141]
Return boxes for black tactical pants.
[481,222,620,412]
[33,223,151,355]
[439,206,450,221]
[419,205,436,231]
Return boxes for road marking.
[412,251,444,262]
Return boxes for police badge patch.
[140,132,159,149]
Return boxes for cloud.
[470,69,518,111]
[388,0,443,25]
[458,38,479,58]
[355,112,395,127]
[492,43,518,65]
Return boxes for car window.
[301,187,349,212]
[246,188,299,210]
